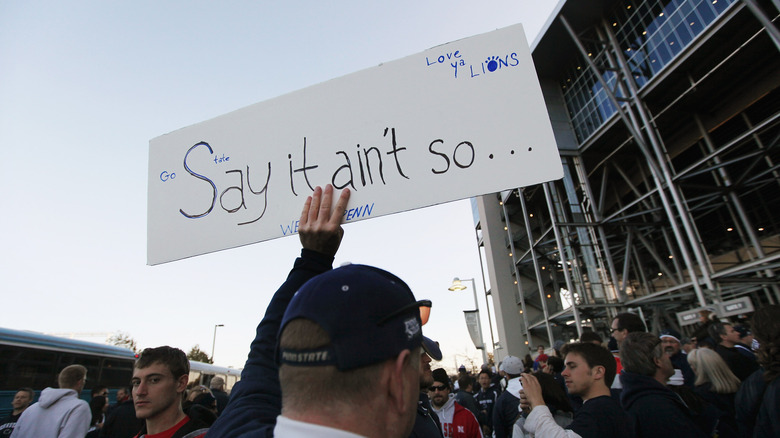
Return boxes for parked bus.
[0,327,241,418]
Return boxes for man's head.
[546,356,564,375]
[536,354,549,372]
[91,385,109,399]
[710,322,741,347]
[12,388,34,414]
[537,345,545,354]
[559,343,616,400]
[477,370,492,390]
[58,364,87,392]
[116,387,130,402]
[610,312,645,346]
[620,332,674,383]
[579,331,603,346]
[209,376,225,391]
[733,325,753,346]
[457,365,467,376]
[428,368,451,409]
[660,328,683,356]
[418,336,442,389]
[277,264,428,436]
[132,346,189,421]
[457,375,474,393]
[500,356,524,378]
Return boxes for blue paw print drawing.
[485,56,500,72]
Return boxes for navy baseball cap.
[279,264,430,371]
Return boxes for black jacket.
[620,371,707,438]
[409,393,443,438]
[735,368,780,438]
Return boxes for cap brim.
[422,336,442,361]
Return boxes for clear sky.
[0,1,557,371]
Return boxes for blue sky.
[0,1,557,370]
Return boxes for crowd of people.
[2,185,778,438]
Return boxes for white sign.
[148,24,563,265]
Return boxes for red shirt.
[134,416,206,438]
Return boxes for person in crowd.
[681,337,696,354]
[429,368,482,438]
[735,305,780,438]
[11,364,91,438]
[474,369,499,437]
[454,375,482,426]
[514,372,573,437]
[186,392,218,427]
[692,308,719,350]
[659,328,696,387]
[86,395,108,438]
[686,347,739,438]
[609,312,645,393]
[91,385,109,400]
[410,337,444,438]
[534,354,549,373]
[709,321,759,381]
[0,388,34,437]
[579,331,602,346]
[208,377,229,416]
[491,356,524,438]
[532,346,546,372]
[207,185,430,437]
[131,346,208,438]
[520,342,631,438]
[553,340,565,358]
[522,354,534,372]
[732,325,756,360]
[619,332,708,437]
[544,356,567,394]
[100,385,143,438]
[107,386,130,417]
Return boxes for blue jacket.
[620,371,707,438]
[206,249,334,437]
[492,390,519,438]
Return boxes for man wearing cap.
[491,356,524,438]
[428,369,482,438]
[208,185,428,438]
[409,338,444,438]
[659,328,696,387]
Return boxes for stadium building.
[474,0,780,359]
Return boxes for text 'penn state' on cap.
[279,264,430,371]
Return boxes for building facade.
[475,0,780,360]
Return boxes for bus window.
[101,358,135,388]
[0,345,58,390]
[188,371,202,389]
[226,375,237,392]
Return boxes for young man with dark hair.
[11,365,91,438]
[474,370,499,437]
[619,332,707,437]
[710,321,759,381]
[132,346,208,438]
[520,342,631,438]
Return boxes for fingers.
[300,186,322,227]
[331,187,351,226]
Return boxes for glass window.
[0,345,58,390]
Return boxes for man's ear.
[653,356,664,369]
[387,349,413,414]
[592,365,606,381]
[177,374,189,393]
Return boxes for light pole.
[449,277,491,364]
[211,324,224,362]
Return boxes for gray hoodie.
[10,388,90,438]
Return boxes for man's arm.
[206,185,349,438]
